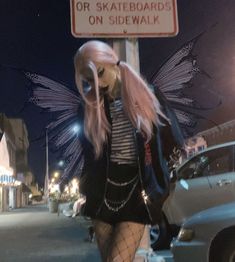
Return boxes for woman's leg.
[92,219,114,261]
[107,221,145,262]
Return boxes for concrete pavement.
[0,204,173,262]
[0,203,101,262]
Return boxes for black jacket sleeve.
[154,87,184,161]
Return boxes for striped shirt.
[110,99,137,165]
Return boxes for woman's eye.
[98,68,105,78]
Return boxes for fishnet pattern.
[107,222,145,262]
[93,220,113,261]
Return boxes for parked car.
[151,141,235,250]
[171,201,235,262]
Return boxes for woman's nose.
[98,79,105,87]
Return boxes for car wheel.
[150,217,171,250]
[211,234,235,262]
[219,239,235,262]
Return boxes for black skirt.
[82,162,151,225]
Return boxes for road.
[0,203,101,262]
[0,204,173,262]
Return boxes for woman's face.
[82,62,120,99]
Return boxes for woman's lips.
[99,86,109,95]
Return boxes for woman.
[74,40,183,261]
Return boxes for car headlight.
[177,228,194,241]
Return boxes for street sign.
[70,0,179,38]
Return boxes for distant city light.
[70,178,79,195]
[64,185,69,193]
[54,172,59,178]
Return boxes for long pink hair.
[74,40,168,158]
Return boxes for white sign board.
[70,0,179,38]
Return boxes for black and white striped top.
[110,99,137,165]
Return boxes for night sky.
[0,0,234,186]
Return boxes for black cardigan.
[78,92,184,223]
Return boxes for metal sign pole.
[109,38,150,252]
[111,38,140,72]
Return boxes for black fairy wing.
[150,37,201,137]
[25,72,84,183]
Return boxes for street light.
[45,123,80,204]
[53,171,59,178]
[58,160,64,167]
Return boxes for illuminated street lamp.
[53,171,59,178]
[58,160,64,167]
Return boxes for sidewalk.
[0,204,101,262]
[0,204,173,262]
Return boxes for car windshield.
[178,145,234,179]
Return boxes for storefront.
[0,174,23,211]
[0,133,18,212]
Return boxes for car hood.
[182,201,235,227]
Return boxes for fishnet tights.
[93,220,145,262]
[93,220,113,261]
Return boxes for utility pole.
[44,128,49,204]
